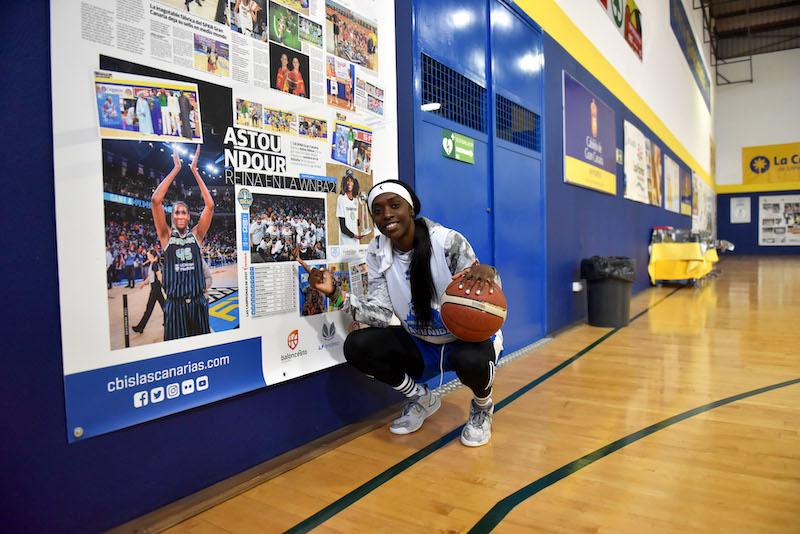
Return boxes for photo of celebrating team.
[248,193,327,263]
[326,0,378,71]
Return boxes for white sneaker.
[389,385,441,435]
[460,399,493,447]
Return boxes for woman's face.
[371,193,413,241]
[293,58,300,69]
[346,177,354,192]
[280,54,288,66]
[172,204,190,231]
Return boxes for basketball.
[440,279,507,342]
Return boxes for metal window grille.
[421,54,487,133]
[496,95,541,152]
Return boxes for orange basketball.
[440,279,507,342]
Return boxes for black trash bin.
[580,256,636,328]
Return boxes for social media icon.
[196,376,209,391]
[181,379,195,395]
[150,386,165,403]
[133,391,149,408]
[166,383,180,399]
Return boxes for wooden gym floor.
[166,256,800,533]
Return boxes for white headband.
[367,182,414,213]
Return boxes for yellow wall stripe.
[717,181,800,194]
[516,0,715,190]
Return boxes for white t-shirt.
[336,194,359,246]
[382,227,458,343]
[250,219,266,246]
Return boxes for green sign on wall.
[441,129,475,164]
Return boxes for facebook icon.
[133,391,149,408]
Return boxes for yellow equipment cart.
[648,242,719,286]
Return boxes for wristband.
[330,289,344,308]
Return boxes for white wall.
[715,49,800,185]
[553,0,714,175]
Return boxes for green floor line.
[285,287,683,533]
[469,377,800,532]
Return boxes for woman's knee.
[343,327,390,367]
[449,342,495,378]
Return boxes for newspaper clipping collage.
[51,0,397,441]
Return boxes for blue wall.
[542,36,694,332]
[0,2,403,531]
[409,0,547,353]
[717,191,800,254]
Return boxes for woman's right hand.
[171,146,182,170]
[297,258,335,296]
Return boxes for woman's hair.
[370,180,434,324]
[340,171,360,196]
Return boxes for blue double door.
[412,0,546,351]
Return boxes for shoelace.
[469,405,490,427]
[401,398,424,417]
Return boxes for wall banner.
[742,142,800,185]
[562,72,617,195]
[680,165,693,216]
[51,0,397,441]
[664,154,680,213]
[596,0,643,60]
[669,0,711,111]
[623,121,649,203]
[758,194,800,246]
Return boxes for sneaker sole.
[389,396,442,435]
[460,431,491,447]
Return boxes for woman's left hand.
[453,261,497,295]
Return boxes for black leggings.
[343,326,496,398]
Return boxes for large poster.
[623,121,649,203]
[742,142,800,185]
[562,72,617,195]
[648,142,663,207]
[669,0,711,111]
[664,154,680,213]
[51,0,397,441]
[680,166,693,216]
[758,194,800,246]
[596,0,643,60]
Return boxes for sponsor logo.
[237,188,253,209]
[196,376,209,391]
[610,0,623,26]
[133,391,149,408]
[150,386,165,403]
[166,383,180,399]
[318,320,341,350]
[287,329,299,350]
[322,321,336,341]
[750,156,770,174]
